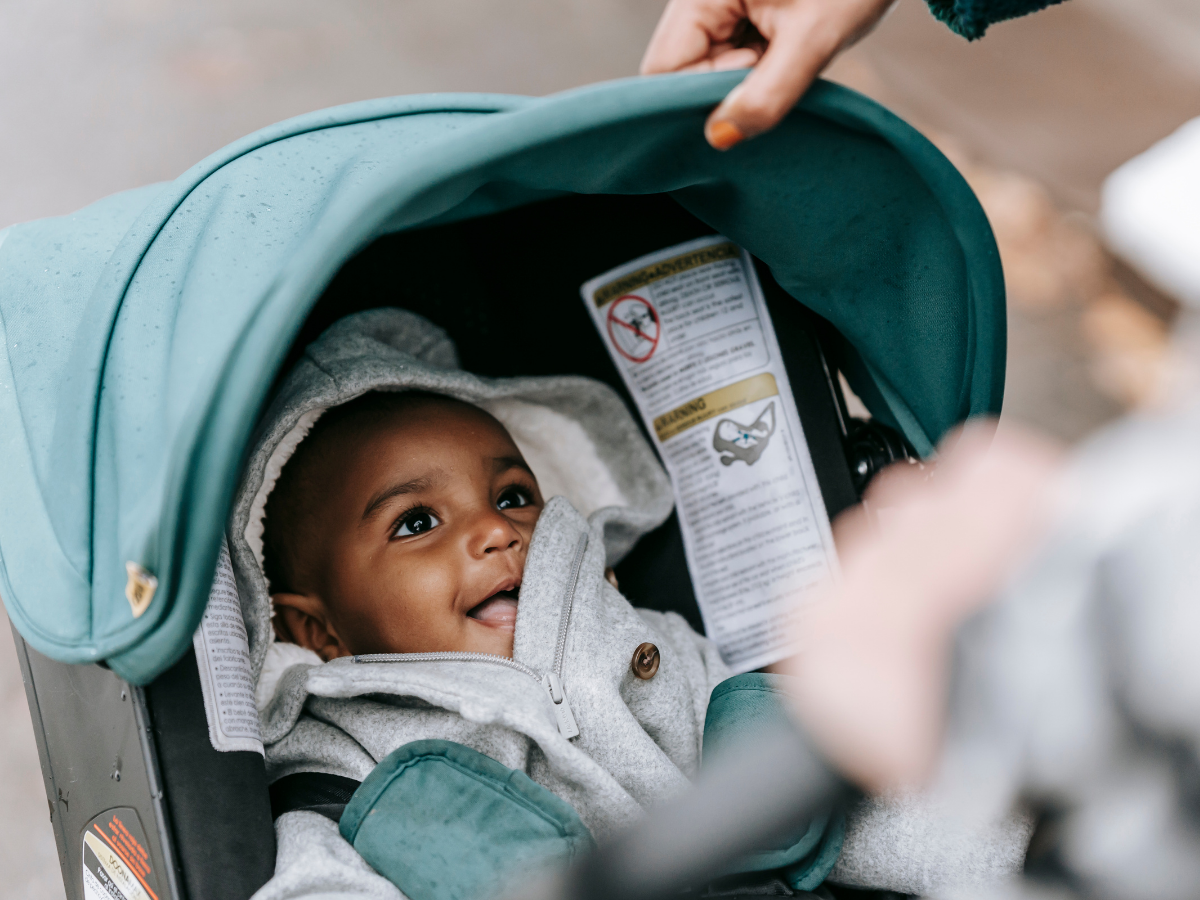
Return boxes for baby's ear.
[271,593,351,661]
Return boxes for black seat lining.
[269,771,362,823]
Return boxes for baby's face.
[272,398,543,659]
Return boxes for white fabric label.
[193,540,264,755]
[581,236,838,671]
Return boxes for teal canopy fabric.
[0,72,1004,683]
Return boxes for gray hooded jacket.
[230,309,1030,900]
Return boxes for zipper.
[542,532,589,739]
[552,534,589,676]
[348,651,541,679]
[349,532,590,739]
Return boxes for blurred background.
[2,0,1197,895]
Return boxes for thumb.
[704,0,895,149]
[705,8,836,149]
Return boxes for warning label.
[81,809,159,900]
[582,236,838,671]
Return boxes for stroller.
[0,71,1004,900]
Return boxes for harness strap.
[269,771,362,823]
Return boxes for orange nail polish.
[707,120,745,151]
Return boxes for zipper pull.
[542,672,579,740]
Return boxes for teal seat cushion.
[704,673,845,891]
[339,739,595,900]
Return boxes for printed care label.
[193,541,264,755]
[581,236,838,671]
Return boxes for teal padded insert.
[340,740,595,900]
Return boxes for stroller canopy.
[0,72,1004,683]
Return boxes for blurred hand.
[641,0,897,149]
[782,422,1064,794]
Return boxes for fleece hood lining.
[245,406,325,577]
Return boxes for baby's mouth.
[467,588,519,631]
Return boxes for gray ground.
[2,0,1197,896]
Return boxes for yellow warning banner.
[653,373,778,442]
[593,242,740,308]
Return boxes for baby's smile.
[466,582,520,631]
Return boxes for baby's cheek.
[379,561,464,653]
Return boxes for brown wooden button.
[631,642,660,680]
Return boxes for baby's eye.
[496,487,533,511]
[393,509,441,538]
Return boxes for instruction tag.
[193,540,264,755]
[581,236,838,671]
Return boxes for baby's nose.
[483,532,520,553]
[472,510,522,556]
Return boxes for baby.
[263,391,540,662]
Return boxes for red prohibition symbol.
[606,295,660,363]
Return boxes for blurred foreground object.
[930,131,1200,888]
[939,326,1200,899]
[1102,117,1200,310]
[528,722,847,900]
[796,282,1200,900]
[786,423,1065,795]
[789,423,1063,895]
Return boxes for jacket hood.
[228,307,674,682]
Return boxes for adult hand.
[641,0,898,149]
[782,422,1064,794]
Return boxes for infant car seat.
[0,71,1003,900]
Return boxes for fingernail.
[707,120,745,151]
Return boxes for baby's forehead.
[344,392,506,436]
[281,392,523,508]
[309,392,517,463]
